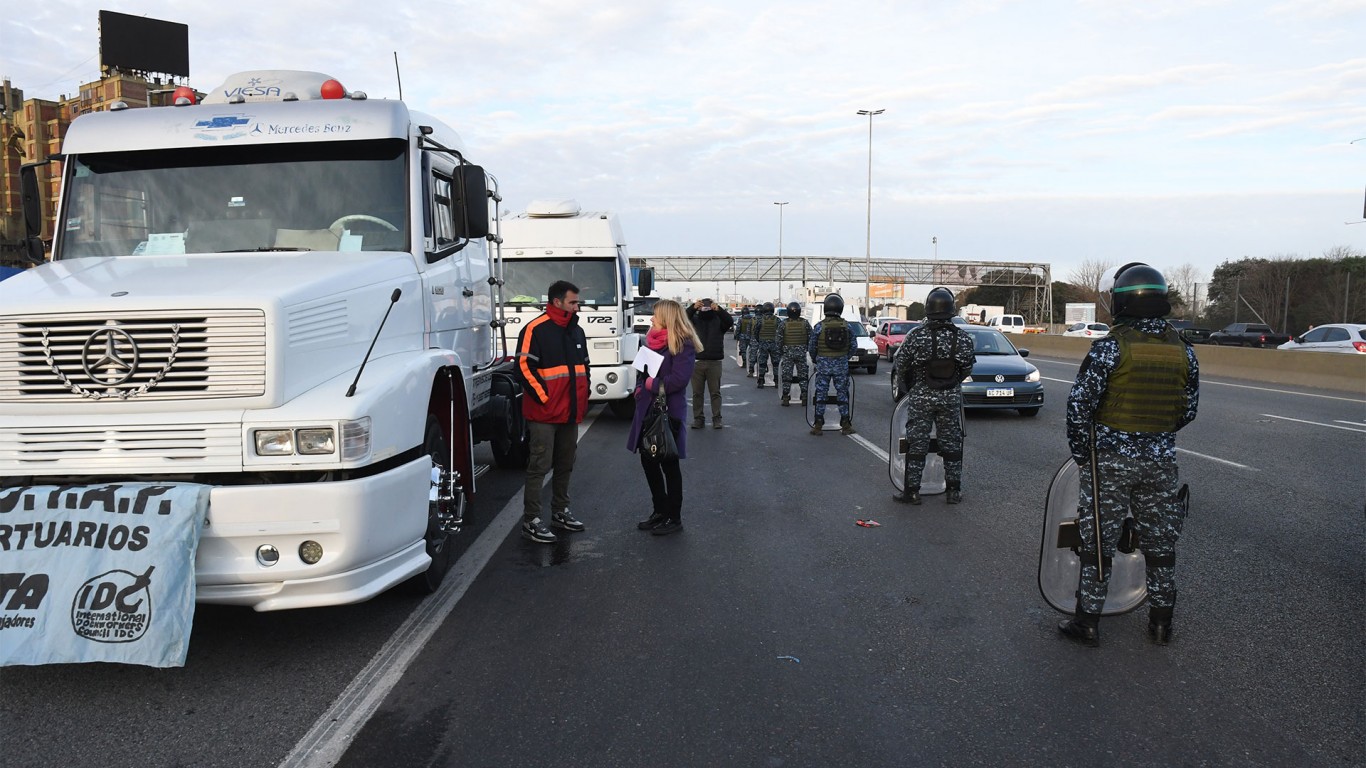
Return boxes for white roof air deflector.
[525,200,582,219]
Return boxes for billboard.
[99,11,190,78]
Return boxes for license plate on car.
[987,388,1014,397]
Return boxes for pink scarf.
[646,328,669,351]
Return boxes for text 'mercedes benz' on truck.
[2,70,534,610]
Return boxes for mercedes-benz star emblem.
[82,327,141,386]
[994,374,1005,383]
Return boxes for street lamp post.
[774,201,788,302]
[857,108,884,319]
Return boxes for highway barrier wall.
[1014,335,1366,396]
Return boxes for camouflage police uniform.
[1066,317,1199,622]
[735,312,754,367]
[807,317,853,427]
[892,320,976,494]
[750,311,781,385]
[777,315,813,405]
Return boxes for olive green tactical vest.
[1094,325,1189,433]
[756,315,778,342]
[737,317,752,335]
[815,317,849,358]
[782,318,810,347]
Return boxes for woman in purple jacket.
[627,299,700,535]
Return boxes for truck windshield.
[56,139,408,259]
[504,258,619,306]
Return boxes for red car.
[873,320,918,360]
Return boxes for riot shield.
[1037,458,1147,616]
[888,395,946,495]
[805,372,856,431]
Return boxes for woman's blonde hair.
[652,299,704,355]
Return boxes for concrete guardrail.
[1013,335,1366,396]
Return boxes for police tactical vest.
[923,327,962,390]
[1095,325,1189,433]
[782,318,810,347]
[816,318,849,357]
[756,315,778,342]
[737,317,753,336]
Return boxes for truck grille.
[0,310,266,402]
[0,423,243,471]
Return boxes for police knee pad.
[938,449,963,462]
[1143,552,1176,568]
[907,453,927,462]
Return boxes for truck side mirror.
[19,163,47,264]
[637,267,654,297]
[457,165,490,240]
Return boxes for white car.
[1276,323,1366,354]
[1063,322,1110,338]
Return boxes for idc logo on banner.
[0,484,208,668]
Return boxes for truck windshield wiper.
[219,247,311,252]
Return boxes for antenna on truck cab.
[394,52,404,101]
[346,288,402,398]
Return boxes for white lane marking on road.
[279,409,602,768]
[1260,414,1366,433]
[1334,420,1366,426]
[849,433,890,463]
[1042,376,1075,384]
[1031,358,1365,403]
[722,401,751,407]
[1175,448,1258,471]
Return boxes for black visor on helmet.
[823,294,845,316]
[924,286,956,320]
[1111,264,1171,318]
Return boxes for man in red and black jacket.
[516,280,591,544]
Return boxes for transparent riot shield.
[805,371,856,431]
[888,395,946,495]
[1037,458,1147,616]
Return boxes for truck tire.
[609,396,636,419]
[409,415,455,594]
[492,398,530,470]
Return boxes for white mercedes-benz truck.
[2,70,530,610]
[499,200,652,418]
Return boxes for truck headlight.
[254,429,295,456]
[297,428,336,455]
[341,417,371,461]
[1026,368,1040,382]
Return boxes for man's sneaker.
[551,509,585,532]
[637,512,668,530]
[521,517,557,543]
[651,518,683,536]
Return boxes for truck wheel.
[409,416,455,594]
[609,396,636,419]
[492,399,530,469]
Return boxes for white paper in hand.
[633,346,665,376]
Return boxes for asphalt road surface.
[4,343,1363,768]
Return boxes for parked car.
[874,320,918,360]
[1209,323,1292,348]
[847,321,880,373]
[1276,323,1366,354]
[890,326,1043,416]
[1167,319,1212,344]
[986,314,1026,334]
[1063,322,1110,338]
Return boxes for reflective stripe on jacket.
[517,311,590,424]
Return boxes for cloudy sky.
[5,0,1365,295]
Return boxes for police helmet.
[1102,263,1171,319]
[786,302,801,319]
[924,286,956,320]
[762,302,775,314]
[823,293,844,317]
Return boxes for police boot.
[757,377,765,389]
[839,418,855,435]
[1147,606,1174,645]
[1058,604,1101,648]
[781,394,790,407]
[945,483,962,505]
[892,467,921,504]
[799,394,808,406]
[810,418,823,436]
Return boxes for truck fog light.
[255,430,294,456]
[256,544,280,567]
[297,428,336,455]
[595,383,608,395]
[299,540,324,564]
[341,417,371,461]
[605,372,619,384]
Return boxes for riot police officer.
[735,306,755,368]
[891,287,975,504]
[1058,263,1199,648]
[750,302,781,387]
[807,294,855,435]
[777,301,812,406]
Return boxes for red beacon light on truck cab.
[171,86,197,106]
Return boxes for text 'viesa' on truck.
[1,70,646,611]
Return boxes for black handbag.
[638,385,679,460]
